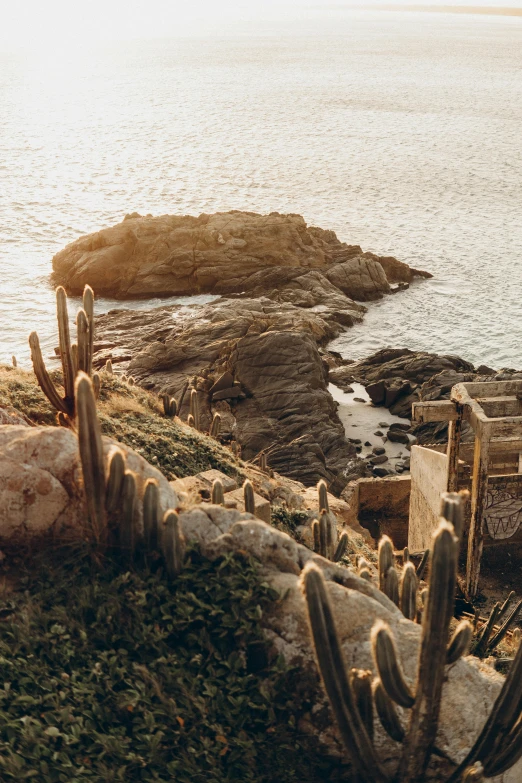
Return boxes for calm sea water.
[1,9,521,368]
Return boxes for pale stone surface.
[52,210,428,299]
[0,425,178,539]
[196,469,237,492]
[409,445,449,550]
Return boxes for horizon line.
[328,4,522,16]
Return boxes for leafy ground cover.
[0,546,337,783]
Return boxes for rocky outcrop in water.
[51,210,431,301]
[93,298,367,489]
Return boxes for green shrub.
[0,547,334,782]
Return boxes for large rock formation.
[93,298,366,488]
[51,211,430,301]
[0,425,178,539]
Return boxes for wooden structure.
[412,380,522,599]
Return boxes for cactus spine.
[76,372,107,544]
[243,480,255,515]
[211,479,225,506]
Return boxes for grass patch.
[270,507,309,542]
[0,367,239,481]
[0,546,335,783]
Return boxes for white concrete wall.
[408,445,448,551]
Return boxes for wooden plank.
[447,410,463,492]
[466,422,492,598]
[412,400,458,423]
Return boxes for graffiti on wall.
[485,474,522,540]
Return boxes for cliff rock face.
[93,298,365,488]
[52,211,430,301]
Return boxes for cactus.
[301,494,522,782]
[358,568,372,582]
[29,285,98,421]
[105,358,113,374]
[349,669,374,740]
[259,451,267,472]
[211,479,225,506]
[187,414,195,428]
[447,620,473,664]
[400,562,418,620]
[161,510,185,578]
[76,373,107,544]
[210,412,221,438]
[162,394,177,417]
[143,478,160,551]
[120,470,138,561]
[11,355,17,368]
[189,389,200,431]
[105,447,125,514]
[416,548,430,581]
[378,536,394,593]
[243,480,255,515]
[333,531,349,563]
[317,479,329,514]
[403,546,410,563]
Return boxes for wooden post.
[446,405,463,492]
[465,422,492,599]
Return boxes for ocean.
[1,7,521,368]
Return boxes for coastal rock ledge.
[52,210,431,299]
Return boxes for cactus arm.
[371,622,415,708]
[349,669,374,741]
[76,309,90,374]
[319,512,328,558]
[486,599,522,655]
[120,471,137,561]
[29,331,71,415]
[372,678,405,743]
[447,638,522,781]
[56,287,76,405]
[333,532,349,563]
[383,566,400,606]
[446,621,473,664]
[83,285,95,377]
[161,510,185,578]
[400,562,418,620]
[211,479,224,506]
[378,537,394,592]
[397,522,459,782]
[483,715,522,777]
[302,565,390,783]
[143,479,160,551]
[76,373,107,544]
[318,480,329,514]
[312,520,320,553]
[243,480,255,515]
[106,447,125,514]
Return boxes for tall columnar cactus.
[189,389,200,431]
[317,479,329,515]
[143,478,160,551]
[244,480,255,515]
[161,510,185,579]
[211,479,225,506]
[76,372,107,544]
[301,500,521,782]
[210,412,221,438]
[162,394,178,417]
[29,285,97,421]
[400,562,418,620]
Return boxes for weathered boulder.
[325,255,391,300]
[94,298,366,488]
[0,425,178,540]
[51,210,430,301]
[178,504,520,781]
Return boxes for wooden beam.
[447,407,463,492]
[466,422,492,598]
[412,400,458,423]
